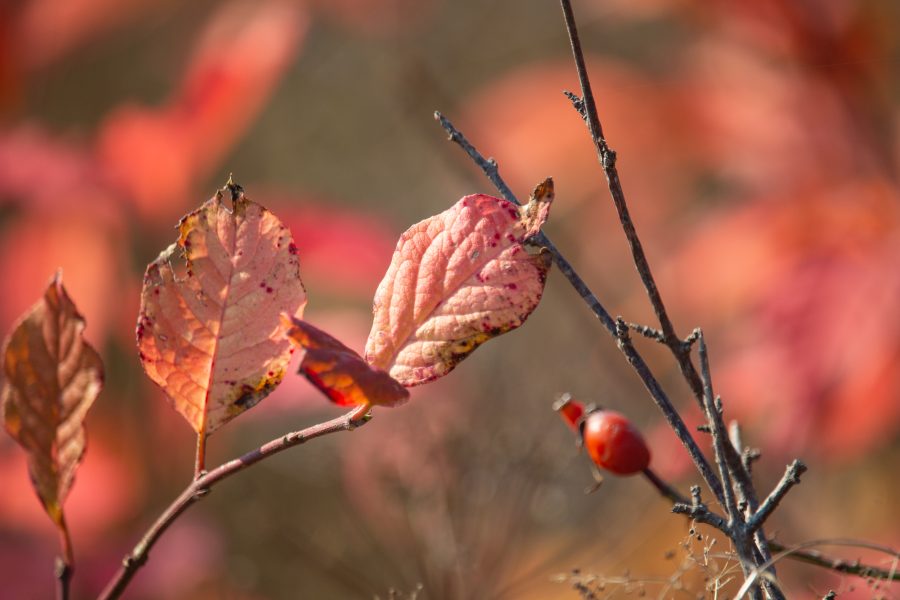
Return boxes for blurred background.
[1,0,899,598]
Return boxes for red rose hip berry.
[582,409,651,476]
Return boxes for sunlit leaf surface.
[365,180,553,386]
[137,184,307,435]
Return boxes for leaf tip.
[223,175,245,204]
[522,177,554,239]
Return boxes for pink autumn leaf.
[365,179,554,386]
[137,182,306,437]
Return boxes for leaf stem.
[194,431,206,480]
[96,405,371,600]
[55,516,73,600]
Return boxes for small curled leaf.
[284,316,409,408]
[365,179,554,386]
[137,183,307,436]
[1,273,103,540]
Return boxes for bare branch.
[558,0,680,351]
[615,320,725,504]
[698,334,740,523]
[748,460,808,533]
[672,486,729,532]
[97,405,371,600]
[626,322,667,343]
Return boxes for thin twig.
[97,405,371,600]
[766,540,900,582]
[735,539,900,599]
[614,320,725,504]
[748,460,808,533]
[672,486,728,531]
[642,468,686,505]
[729,422,761,476]
[697,335,740,523]
[558,0,679,350]
[698,337,770,598]
[627,322,667,343]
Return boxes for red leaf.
[1,273,104,540]
[365,179,553,386]
[284,316,409,408]
[137,183,306,435]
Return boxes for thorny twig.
[97,405,371,600]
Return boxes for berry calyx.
[553,393,585,432]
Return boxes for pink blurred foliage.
[263,194,399,298]
[0,209,124,345]
[0,125,118,219]
[0,419,145,544]
[677,37,886,192]
[665,180,900,462]
[462,57,693,227]
[115,515,224,600]
[0,536,56,600]
[96,0,310,224]
[10,0,178,70]
[341,377,465,544]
